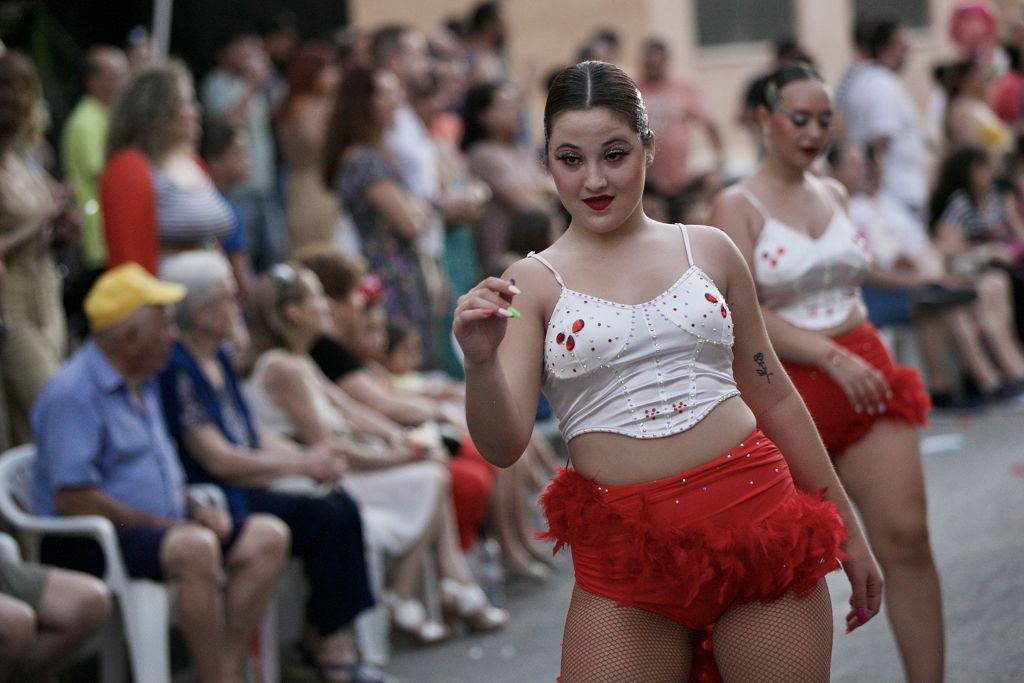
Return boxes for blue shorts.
[40,516,245,581]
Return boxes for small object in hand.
[506,306,521,319]
[857,607,867,624]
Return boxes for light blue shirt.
[31,340,187,520]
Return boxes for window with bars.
[695,0,795,47]
[852,0,928,28]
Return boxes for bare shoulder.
[709,183,755,213]
[687,224,747,260]
[261,352,307,391]
[818,176,849,207]
[684,224,749,282]
[708,184,762,237]
[498,254,564,318]
[500,254,563,293]
[685,223,737,256]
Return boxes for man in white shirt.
[839,18,928,215]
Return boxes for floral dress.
[337,146,430,351]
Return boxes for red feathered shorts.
[538,429,847,630]
[783,322,930,456]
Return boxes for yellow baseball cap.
[84,263,186,332]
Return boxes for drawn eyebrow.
[555,137,633,150]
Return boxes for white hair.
[161,250,233,329]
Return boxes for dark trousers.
[247,488,374,636]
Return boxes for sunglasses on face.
[269,263,304,309]
[776,108,833,129]
[270,263,298,285]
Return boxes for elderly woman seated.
[157,252,387,683]
[237,257,508,637]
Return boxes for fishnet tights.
[713,581,833,683]
[559,582,833,683]
[561,585,696,682]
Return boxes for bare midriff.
[567,395,757,486]
[791,298,868,339]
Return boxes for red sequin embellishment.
[572,319,585,333]
[705,292,718,303]
[565,336,576,351]
[721,304,727,318]
[556,332,565,345]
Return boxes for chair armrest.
[9,514,131,588]
[0,532,20,562]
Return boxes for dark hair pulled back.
[543,60,652,154]
[760,62,824,110]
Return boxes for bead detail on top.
[530,225,740,443]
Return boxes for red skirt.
[540,429,846,682]
[449,438,496,550]
[783,322,930,456]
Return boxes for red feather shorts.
[539,428,847,630]
[782,322,931,456]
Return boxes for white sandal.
[440,579,510,632]
[385,593,450,644]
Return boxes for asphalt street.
[364,403,1024,683]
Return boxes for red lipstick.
[583,194,614,211]
[800,146,821,158]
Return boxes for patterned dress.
[337,146,431,352]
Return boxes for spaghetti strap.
[738,187,771,221]
[812,176,841,211]
[677,223,695,268]
[527,251,566,288]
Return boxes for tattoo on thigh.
[754,352,774,383]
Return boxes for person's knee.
[876,514,933,562]
[977,270,1011,301]
[0,597,37,658]
[75,576,112,631]
[238,514,290,567]
[58,574,112,633]
[161,525,222,580]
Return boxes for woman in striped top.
[101,60,234,274]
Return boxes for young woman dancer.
[454,60,882,683]
[710,63,944,683]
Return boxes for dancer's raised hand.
[453,277,521,367]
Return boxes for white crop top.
[532,224,740,443]
[740,187,870,331]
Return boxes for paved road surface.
[352,404,1024,683]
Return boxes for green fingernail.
[506,306,521,319]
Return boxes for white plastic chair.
[0,529,124,683]
[0,530,19,562]
[0,445,278,683]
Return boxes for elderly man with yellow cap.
[30,263,290,683]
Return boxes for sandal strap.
[386,593,427,628]
[440,579,487,616]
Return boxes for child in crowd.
[384,320,465,402]
[199,117,255,302]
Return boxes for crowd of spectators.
[2,1,1024,681]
